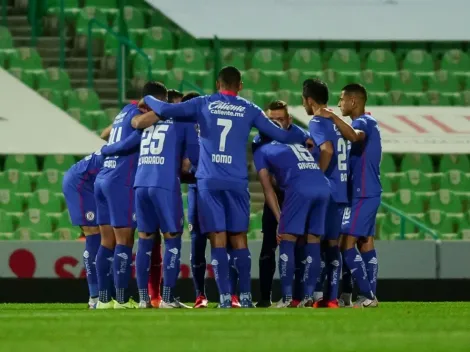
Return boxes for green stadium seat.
[36,169,64,193]
[398,171,433,195]
[176,31,200,50]
[67,107,83,122]
[380,212,420,240]
[0,190,24,212]
[429,190,463,216]
[276,90,301,106]
[8,68,34,88]
[242,69,272,91]
[12,228,41,240]
[416,91,450,106]
[221,48,246,70]
[428,70,460,94]
[395,42,427,60]
[366,93,379,105]
[4,155,38,172]
[380,154,396,174]
[278,69,310,92]
[389,70,423,93]
[104,107,120,122]
[289,49,322,73]
[173,48,206,71]
[391,190,424,216]
[38,89,64,109]
[322,42,356,60]
[382,91,414,106]
[328,49,361,74]
[46,0,80,22]
[142,27,174,51]
[4,170,32,193]
[251,49,283,72]
[9,47,43,70]
[103,33,120,57]
[84,0,118,11]
[439,170,470,195]
[457,217,470,240]
[239,90,272,110]
[19,209,53,233]
[165,68,196,90]
[359,70,386,93]
[424,210,457,240]
[359,41,393,59]
[381,175,394,200]
[400,154,433,173]
[56,211,74,230]
[0,51,6,68]
[0,26,14,50]
[45,68,71,91]
[54,228,81,240]
[366,49,397,74]
[430,42,463,59]
[0,210,14,234]
[75,7,108,36]
[67,88,101,111]
[322,69,348,95]
[402,50,434,77]
[93,111,111,131]
[113,6,145,32]
[43,155,76,171]
[28,190,63,213]
[440,50,470,81]
[133,49,167,77]
[439,154,470,173]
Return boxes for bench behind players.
[316,83,381,308]
[142,66,308,308]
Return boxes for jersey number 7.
[217,118,232,152]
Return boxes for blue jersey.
[349,114,382,198]
[309,116,349,204]
[182,121,200,168]
[97,104,140,185]
[144,92,308,191]
[252,123,310,154]
[68,151,104,179]
[134,119,186,190]
[253,141,327,192]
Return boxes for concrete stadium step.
[95,87,119,99]
[0,5,17,16]
[100,98,119,109]
[36,47,72,60]
[6,15,29,27]
[12,36,33,47]
[70,78,117,89]
[7,25,31,37]
[67,68,98,79]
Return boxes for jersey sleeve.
[182,123,200,167]
[308,119,330,147]
[291,124,310,144]
[352,117,369,135]
[253,147,268,172]
[144,95,202,122]
[101,130,142,156]
[253,111,306,144]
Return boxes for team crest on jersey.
[86,212,95,221]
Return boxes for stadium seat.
[276,90,302,106]
[278,69,310,92]
[12,228,42,240]
[46,0,81,19]
[56,211,74,230]
[18,209,53,233]
[0,210,14,234]
[43,155,76,172]
[417,91,450,106]
[439,170,470,194]
[176,31,202,50]
[359,70,386,93]
[239,90,272,109]
[251,49,283,72]
[75,7,108,36]
[380,212,420,240]
[8,68,34,88]
[133,49,167,76]
[9,47,43,70]
[382,91,414,106]
[94,111,111,131]
[395,42,427,60]
[366,49,398,74]
[430,42,463,59]
[84,0,118,14]
[381,175,394,199]
[4,170,32,193]
[142,27,174,51]
[429,190,463,216]
[457,217,470,240]
[428,70,460,94]
[38,89,64,109]
[359,41,393,59]
[0,190,24,212]
[4,155,38,172]
[424,210,458,240]
[439,154,470,173]
[398,171,433,195]
[392,190,424,216]
[322,69,348,95]
[289,49,322,73]
[0,26,14,50]
[113,6,145,32]
[173,48,206,71]
[389,70,423,93]
[328,49,361,75]
[221,48,246,70]
[322,41,356,60]
[402,50,434,77]
[166,68,196,90]
[44,68,72,91]
[400,154,433,173]
[28,190,63,213]
[104,107,120,122]
[54,228,81,240]
[36,169,64,193]
[440,50,470,81]
[242,69,272,91]
[380,153,396,174]
[67,89,101,111]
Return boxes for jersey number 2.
[140,125,169,155]
[217,118,232,152]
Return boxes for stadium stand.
[0,0,469,242]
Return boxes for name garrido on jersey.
[208,101,246,117]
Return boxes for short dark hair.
[302,78,329,105]
[181,92,201,102]
[142,81,167,100]
[268,100,288,111]
[168,89,184,103]
[217,66,241,88]
[342,83,367,102]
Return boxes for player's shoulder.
[291,123,308,134]
[309,116,332,128]
[354,114,377,127]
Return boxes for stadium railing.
[87,18,152,107]
[1,0,6,27]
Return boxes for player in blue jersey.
[252,100,310,308]
[138,66,308,308]
[316,83,380,308]
[303,79,350,308]
[253,121,330,307]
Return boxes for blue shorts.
[342,196,381,237]
[278,187,330,236]
[135,187,183,234]
[62,171,97,226]
[187,185,200,236]
[94,177,136,228]
[197,188,250,233]
[324,200,346,241]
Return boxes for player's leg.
[312,242,327,307]
[226,189,252,308]
[227,241,241,308]
[148,235,162,308]
[198,189,231,308]
[339,233,354,307]
[292,236,306,307]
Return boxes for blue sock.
[136,237,154,303]
[325,246,341,301]
[343,248,374,300]
[211,247,231,305]
[279,240,295,301]
[232,248,251,300]
[361,249,378,296]
[303,243,322,299]
[228,251,238,295]
[163,236,182,303]
[293,243,305,301]
[96,245,114,303]
[113,244,133,304]
[190,231,207,297]
[341,260,353,294]
[83,233,100,298]
[314,257,326,296]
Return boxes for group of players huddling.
[62,66,382,309]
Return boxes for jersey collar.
[219,90,237,96]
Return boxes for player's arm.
[100,124,113,141]
[318,142,334,172]
[258,169,281,222]
[143,95,200,122]
[316,108,366,142]
[254,113,306,144]
[309,120,334,172]
[101,130,142,156]
[131,111,159,129]
[180,159,197,184]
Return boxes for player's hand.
[305,138,314,150]
[137,98,149,112]
[315,107,335,119]
[276,234,281,245]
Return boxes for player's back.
[350,114,382,198]
[97,104,140,185]
[68,151,103,180]
[309,117,349,204]
[134,119,185,190]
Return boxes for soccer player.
[132,83,191,309]
[168,89,184,104]
[303,79,349,308]
[253,121,330,307]
[140,66,308,308]
[252,100,309,308]
[316,83,380,308]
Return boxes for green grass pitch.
[0,303,469,352]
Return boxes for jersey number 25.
[140,125,169,156]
